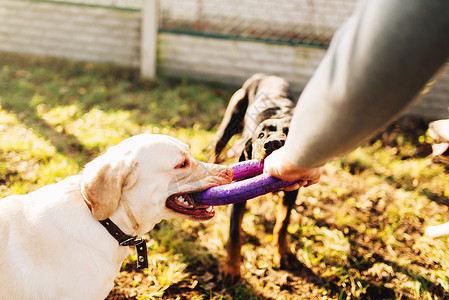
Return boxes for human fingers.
[263,148,300,181]
[283,180,307,191]
[302,169,321,187]
[264,148,321,185]
[263,148,283,178]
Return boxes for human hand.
[263,147,321,191]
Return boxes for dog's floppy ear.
[241,139,253,161]
[81,152,136,220]
[242,73,265,96]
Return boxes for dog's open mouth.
[166,193,215,221]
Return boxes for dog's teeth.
[178,196,184,201]
[207,206,214,212]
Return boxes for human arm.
[265,0,449,183]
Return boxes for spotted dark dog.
[212,73,300,282]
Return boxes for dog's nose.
[264,140,284,155]
[221,166,234,183]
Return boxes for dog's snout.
[221,166,234,183]
[264,141,283,150]
[264,140,285,155]
[208,163,233,184]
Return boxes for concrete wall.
[0,0,141,67]
[0,0,448,119]
[158,33,325,93]
[159,0,357,45]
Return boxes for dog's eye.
[258,132,265,139]
[283,127,289,135]
[175,160,190,169]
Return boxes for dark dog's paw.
[221,261,241,285]
[274,251,301,270]
[222,272,241,286]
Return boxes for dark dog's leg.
[223,200,246,283]
[222,150,251,283]
[212,89,248,163]
[273,189,300,269]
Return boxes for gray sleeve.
[284,0,449,168]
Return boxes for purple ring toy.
[191,160,299,206]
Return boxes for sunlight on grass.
[119,240,189,299]
[68,108,141,150]
[0,107,79,196]
[37,103,82,126]
[300,225,351,267]
[0,109,55,156]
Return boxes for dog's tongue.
[432,142,449,156]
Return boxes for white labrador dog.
[0,134,233,300]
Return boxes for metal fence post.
[140,0,158,79]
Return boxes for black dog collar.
[81,190,148,269]
[99,218,148,269]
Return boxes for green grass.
[1,52,449,299]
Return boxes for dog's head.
[80,134,233,233]
[243,118,291,161]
